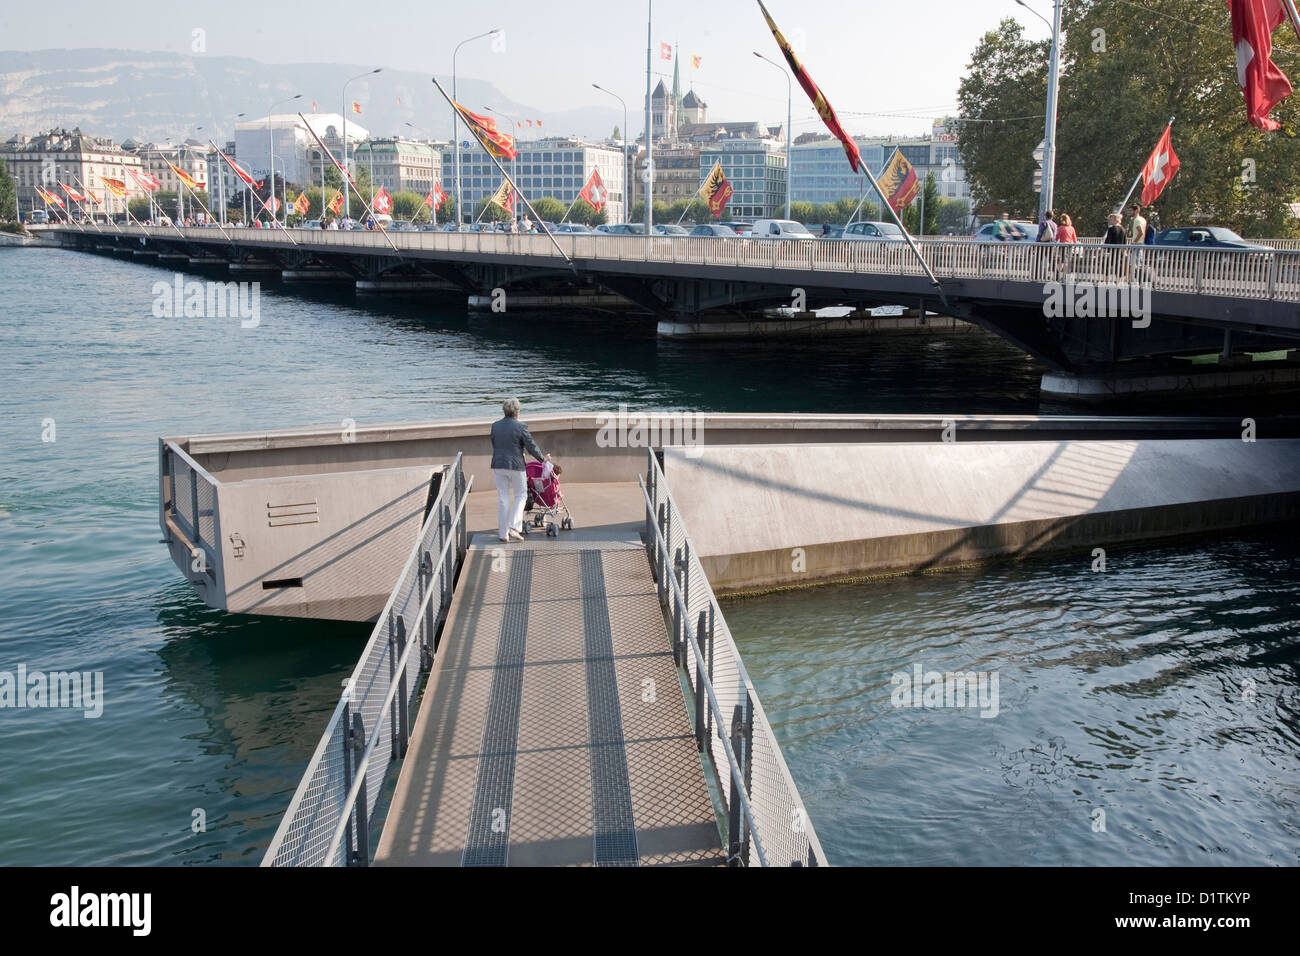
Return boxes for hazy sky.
[1,0,1056,137]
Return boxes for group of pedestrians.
[1036,205,1158,246]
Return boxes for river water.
[0,246,1294,865]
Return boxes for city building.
[351,137,444,197]
[1,128,145,219]
[443,136,627,224]
[632,142,701,209]
[789,118,972,215]
[234,113,365,189]
[698,137,787,221]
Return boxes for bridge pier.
[1041,354,1300,404]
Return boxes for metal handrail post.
[395,614,409,758]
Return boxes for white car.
[750,218,815,239]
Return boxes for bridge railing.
[262,455,470,867]
[93,225,1300,304]
[641,448,827,867]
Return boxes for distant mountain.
[0,48,624,145]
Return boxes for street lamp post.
[592,83,630,223]
[343,69,382,223]
[453,29,501,226]
[753,51,792,219]
[405,122,439,225]
[267,94,302,225]
[1017,0,1062,227]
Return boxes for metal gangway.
[263,449,826,867]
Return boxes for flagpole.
[62,184,101,232]
[127,157,185,240]
[210,140,300,245]
[1283,0,1300,42]
[1116,116,1174,215]
[429,78,573,266]
[856,163,945,300]
[167,166,233,241]
[72,173,120,233]
[292,115,399,252]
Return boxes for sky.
[0,0,1056,138]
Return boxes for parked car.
[972,220,1037,242]
[817,224,845,239]
[555,222,594,234]
[389,220,418,232]
[653,223,690,236]
[301,219,324,230]
[719,221,753,235]
[842,221,906,241]
[1152,226,1273,251]
[690,224,738,237]
[597,223,647,235]
[750,218,815,239]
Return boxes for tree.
[474,194,511,222]
[530,196,569,222]
[956,17,1049,221]
[959,5,1300,237]
[391,190,429,222]
[0,158,15,220]
[901,173,941,235]
[568,199,607,226]
[613,125,621,141]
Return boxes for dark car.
[690,224,738,237]
[653,223,690,236]
[1152,226,1273,251]
[719,221,753,236]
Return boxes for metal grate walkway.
[374,524,726,867]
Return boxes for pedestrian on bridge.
[491,397,547,543]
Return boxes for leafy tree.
[901,173,941,235]
[128,196,152,219]
[391,190,429,222]
[568,200,607,226]
[530,196,569,222]
[0,158,15,220]
[960,5,1300,237]
[613,125,621,141]
[956,17,1049,221]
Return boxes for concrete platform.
[665,439,1300,595]
[374,484,725,867]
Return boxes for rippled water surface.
[0,247,1295,865]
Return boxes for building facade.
[234,113,365,189]
[698,138,787,221]
[352,138,443,197]
[443,137,627,224]
[633,143,701,208]
[1,128,145,219]
[789,118,972,217]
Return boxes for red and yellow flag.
[489,179,515,214]
[699,161,733,217]
[83,187,102,204]
[58,182,86,203]
[757,0,863,173]
[294,191,310,215]
[167,161,202,191]
[100,176,128,198]
[351,101,362,114]
[37,187,65,208]
[327,190,345,215]
[878,148,920,212]
[453,101,517,160]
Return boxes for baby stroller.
[523,455,573,537]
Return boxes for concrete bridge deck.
[374,485,726,866]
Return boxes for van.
[750,218,815,239]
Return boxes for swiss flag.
[660,42,672,60]
[1140,125,1181,205]
[1229,0,1293,130]
[373,186,393,215]
[578,169,608,212]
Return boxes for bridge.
[51,223,1300,396]
[260,451,826,867]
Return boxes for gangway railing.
[263,454,470,866]
[640,448,827,867]
[159,439,221,585]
